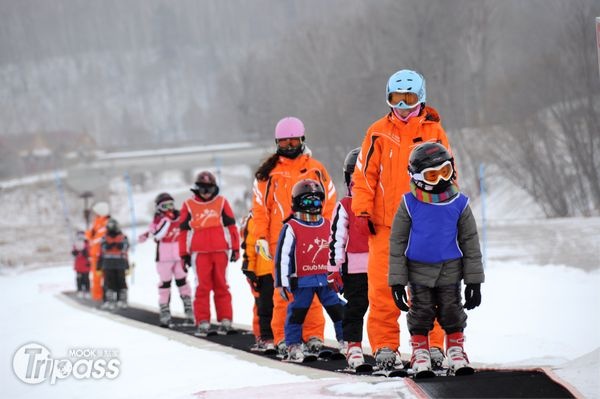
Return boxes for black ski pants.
[255,274,274,340]
[104,269,127,292]
[76,272,90,292]
[407,283,467,336]
[341,273,368,343]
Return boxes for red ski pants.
[193,252,232,323]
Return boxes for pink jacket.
[140,211,182,262]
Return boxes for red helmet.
[195,171,216,185]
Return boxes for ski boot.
[430,346,445,370]
[446,332,474,375]
[217,319,233,335]
[375,347,398,370]
[410,335,435,378]
[263,340,277,355]
[116,289,128,309]
[346,342,372,372]
[339,340,348,357]
[305,336,324,355]
[286,343,305,363]
[276,340,287,358]
[159,303,172,327]
[101,290,117,311]
[181,295,195,326]
[194,320,211,337]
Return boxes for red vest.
[287,218,330,277]
[185,197,225,230]
[341,197,370,254]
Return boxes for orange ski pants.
[90,257,104,301]
[367,225,444,353]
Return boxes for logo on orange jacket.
[185,197,225,229]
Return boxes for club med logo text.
[12,343,121,385]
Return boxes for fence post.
[479,163,488,269]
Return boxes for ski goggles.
[299,195,323,208]
[196,184,216,195]
[157,201,175,212]
[412,161,454,185]
[387,91,420,108]
[276,137,302,148]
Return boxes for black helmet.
[343,147,361,186]
[154,192,174,213]
[408,142,455,193]
[192,171,219,197]
[291,179,325,214]
[106,218,120,234]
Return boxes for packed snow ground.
[1,237,598,398]
[1,167,599,398]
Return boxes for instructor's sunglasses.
[412,161,454,185]
[277,137,302,148]
[387,91,420,108]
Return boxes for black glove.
[391,285,409,311]
[181,255,191,272]
[243,270,261,292]
[180,218,190,231]
[71,249,78,256]
[230,250,240,262]
[464,283,481,310]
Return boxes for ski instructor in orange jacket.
[252,116,337,355]
[351,69,451,369]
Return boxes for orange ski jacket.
[252,151,336,248]
[351,107,452,227]
[240,213,272,277]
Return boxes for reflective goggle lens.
[387,91,420,107]
[419,161,454,184]
[158,201,174,211]
[300,196,322,207]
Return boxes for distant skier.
[86,201,111,302]
[138,193,194,327]
[178,171,240,336]
[98,218,130,310]
[275,179,344,362]
[328,148,370,370]
[388,143,485,376]
[72,230,91,298]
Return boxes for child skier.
[98,218,130,310]
[178,171,240,336]
[72,230,91,298]
[388,142,485,376]
[138,193,194,327]
[275,179,344,362]
[328,148,371,371]
[239,211,276,353]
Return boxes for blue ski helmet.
[386,69,426,109]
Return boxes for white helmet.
[92,201,110,216]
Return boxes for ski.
[283,353,318,363]
[339,363,374,374]
[250,344,277,356]
[372,367,408,378]
[413,369,436,379]
[194,329,218,337]
[452,366,475,376]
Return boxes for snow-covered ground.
[1,166,599,398]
